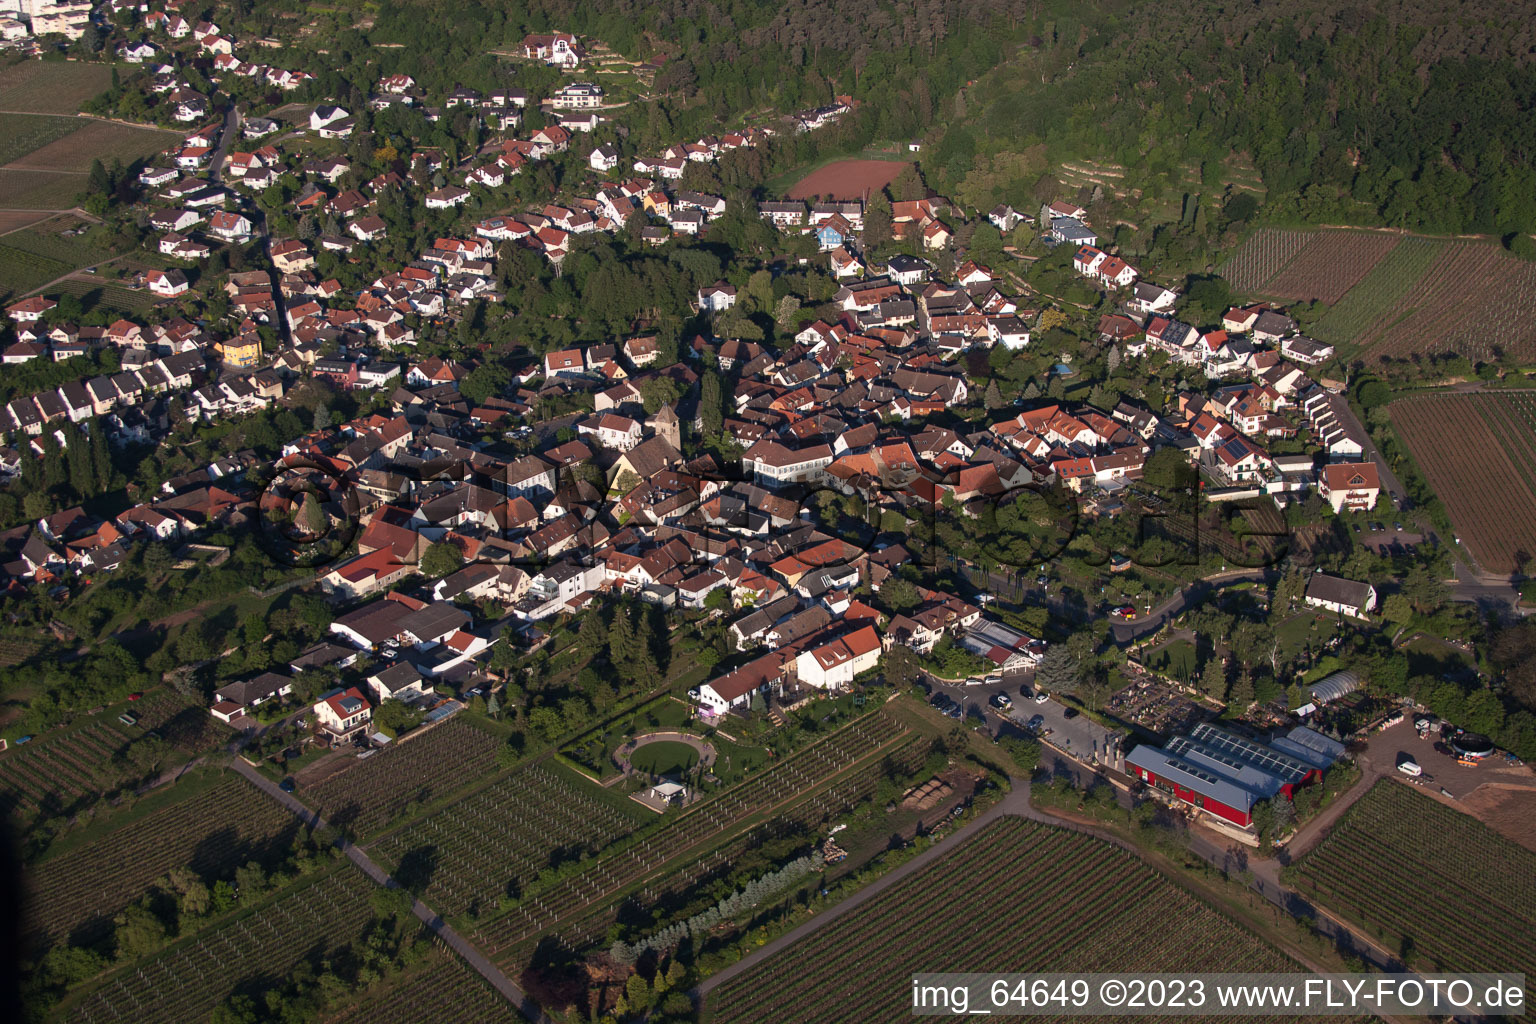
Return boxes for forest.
[929,0,1536,238]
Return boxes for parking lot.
[1364,717,1529,800]
[1352,520,1423,554]
[923,671,1120,767]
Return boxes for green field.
[0,219,121,301]
[0,168,86,210]
[50,275,158,313]
[3,217,111,264]
[0,112,83,166]
[0,60,114,115]
[1287,781,1536,993]
[0,243,69,302]
[1314,236,1442,344]
[710,818,1301,1023]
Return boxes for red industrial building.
[1125,723,1342,828]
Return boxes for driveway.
[1110,568,1266,645]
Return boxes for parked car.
[279,777,296,792]
[1018,685,1034,699]
[1026,714,1045,731]
[989,693,1013,712]
[1063,707,1080,720]
[128,692,143,701]
[1394,521,1403,531]
[1034,692,1049,704]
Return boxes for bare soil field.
[1391,392,1536,573]
[1458,784,1536,854]
[0,210,52,234]
[0,60,113,115]
[787,158,908,201]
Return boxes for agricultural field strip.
[61,865,377,1024]
[519,734,935,959]
[4,222,111,264]
[1257,231,1401,305]
[49,275,159,313]
[0,244,71,301]
[709,818,1297,1024]
[1391,396,1536,572]
[1390,396,1536,572]
[1222,228,1312,294]
[1314,237,1441,344]
[321,945,521,1024]
[7,119,180,174]
[719,831,1161,1020]
[475,713,914,955]
[302,719,502,837]
[24,775,295,947]
[367,761,650,918]
[712,822,1078,1021]
[1361,244,1528,362]
[0,168,94,212]
[0,719,138,818]
[0,112,84,167]
[1367,245,1495,353]
[1475,395,1536,496]
[1291,782,1536,984]
[0,62,114,115]
[472,711,912,956]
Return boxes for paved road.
[230,758,549,1023]
[1449,559,1527,616]
[1110,568,1267,644]
[207,104,242,184]
[1332,395,1407,507]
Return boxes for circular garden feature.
[615,731,717,777]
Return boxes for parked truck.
[1397,759,1423,777]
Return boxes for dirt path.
[20,252,130,299]
[696,778,1419,1024]
[1277,755,1381,860]
[231,758,551,1023]
[696,779,1032,998]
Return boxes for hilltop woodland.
[171,0,1536,244]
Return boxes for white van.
[1397,760,1422,777]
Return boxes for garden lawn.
[629,739,701,775]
